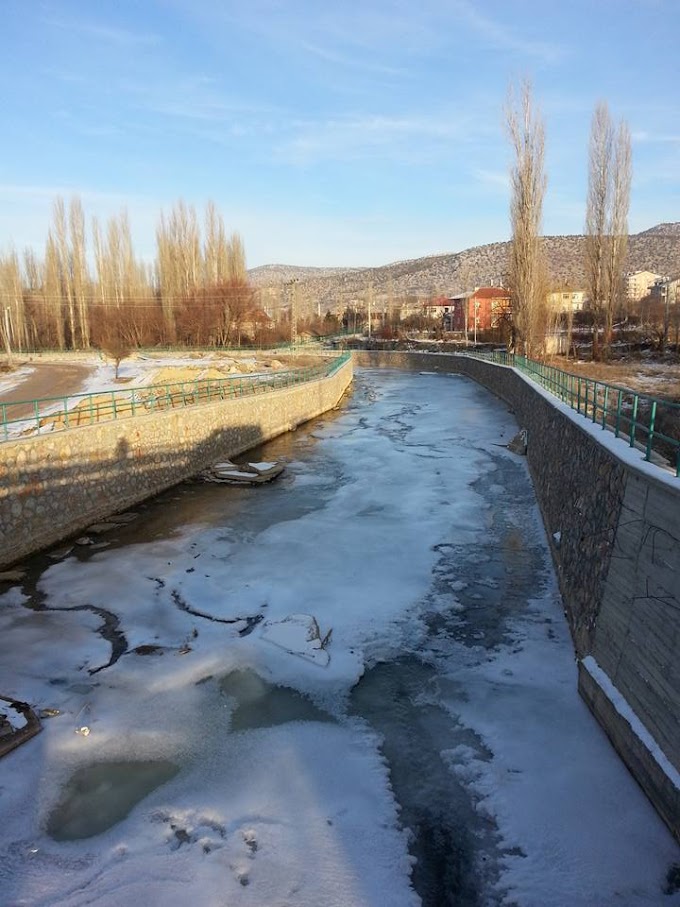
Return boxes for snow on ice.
[0,368,677,906]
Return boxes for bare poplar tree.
[203,201,228,286]
[4,195,253,353]
[585,103,631,359]
[52,198,77,347]
[155,212,177,342]
[92,216,108,309]
[22,248,41,348]
[0,251,27,352]
[156,201,203,343]
[69,197,90,348]
[226,232,246,283]
[505,80,548,357]
[585,103,613,360]
[43,233,66,350]
[604,121,632,347]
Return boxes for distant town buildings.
[422,288,512,333]
[422,296,456,321]
[547,288,586,313]
[650,275,680,306]
[625,270,663,303]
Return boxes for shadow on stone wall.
[0,421,267,569]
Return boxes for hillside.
[249,223,680,314]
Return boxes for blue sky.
[1,0,678,267]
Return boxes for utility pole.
[464,294,469,346]
[286,279,298,346]
[367,282,373,340]
[473,294,479,346]
[661,278,670,355]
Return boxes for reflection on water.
[47,761,179,841]
[220,668,333,731]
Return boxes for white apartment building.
[547,289,587,313]
[625,270,662,303]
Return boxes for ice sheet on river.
[0,368,677,906]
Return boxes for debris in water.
[0,697,41,758]
[507,428,528,456]
[0,569,26,583]
[201,460,284,485]
[86,522,121,534]
[260,614,332,666]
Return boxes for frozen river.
[0,367,678,906]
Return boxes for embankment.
[355,350,680,839]
[0,358,352,569]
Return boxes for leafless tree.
[43,232,66,349]
[69,197,90,348]
[604,121,631,347]
[585,103,631,359]
[93,308,132,379]
[52,198,77,347]
[505,80,549,358]
[1,195,255,354]
[0,250,27,353]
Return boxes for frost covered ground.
[0,368,678,906]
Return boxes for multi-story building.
[450,287,511,332]
[547,288,587,313]
[650,276,680,306]
[625,270,662,303]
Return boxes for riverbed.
[0,368,677,906]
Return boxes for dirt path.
[0,362,95,419]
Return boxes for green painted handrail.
[463,350,680,477]
[0,353,350,443]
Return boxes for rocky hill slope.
[249,223,680,313]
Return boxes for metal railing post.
[646,401,657,462]
[630,395,638,448]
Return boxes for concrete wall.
[355,350,680,839]
[0,359,352,569]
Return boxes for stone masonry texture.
[0,359,352,569]
[355,350,680,840]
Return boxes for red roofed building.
[451,287,511,332]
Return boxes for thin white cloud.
[43,17,161,47]
[632,131,680,144]
[298,40,407,76]
[278,111,489,165]
[449,0,566,63]
[472,168,510,191]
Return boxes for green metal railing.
[463,351,680,477]
[0,353,350,443]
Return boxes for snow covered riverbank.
[0,368,677,906]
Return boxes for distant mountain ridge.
[249,223,680,312]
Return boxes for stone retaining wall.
[355,350,680,839]
[0,359,352,569]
